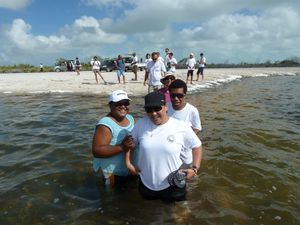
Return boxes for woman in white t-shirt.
[90,56,107,84]
[186,53,196,84]
[124,91,203,201]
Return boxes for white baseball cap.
[108,90,131,102]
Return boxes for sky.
[0,0,300,66]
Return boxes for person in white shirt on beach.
[144,52,167,93]
[167,79,202,166]
[164,48,170,70]
[131,52,139,81]
[144,53,152,65]
[167,52,177,74]
[196,53,206,81]
[90,56,107,84]
[186,53,197,84]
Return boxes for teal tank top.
[93,114,134,176]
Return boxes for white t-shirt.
[168,103,202,164]
[146,60,166,86]
[168,57,177,73]
[199,57,206,67]
[168,103,202,131]
[164,55,170,67]
[186,58,196,70]
[158,56,164,63]
[132,117,201,191]
[145,58,153,66]
[132,56,138,65]
[90,60,101,70]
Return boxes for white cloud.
[0,0,299,65]
[6,19,69,52]
[1,16,126,65]
[60,16,126,46]
[82,0,134,8]
[0,0,32,10]
[171,6,300,63]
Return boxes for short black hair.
[169,79,187,94]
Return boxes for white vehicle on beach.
[54,60,75,72]
[123,56,146,71]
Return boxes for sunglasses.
[144,106,162,113]
[113,101,130,107]
[164,77,174,81]
[170,93,185,99]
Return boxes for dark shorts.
[197,67,204,75]
[138,178,186,202]
[132,65,138,73]
[187,70,194,77]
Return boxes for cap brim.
[144,103,164,107]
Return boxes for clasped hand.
[121,135,135,152]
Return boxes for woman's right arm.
[92,125,124,158]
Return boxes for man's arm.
[182,146,203,180]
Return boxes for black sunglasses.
[170,93,185,99]
[113,101,130,107]
[144,106,162,113]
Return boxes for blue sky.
[0,0,299,66]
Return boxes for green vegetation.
[0,64,52,73]
[0,57,299,73]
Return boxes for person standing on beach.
[115,55,126,84]
[168,79,202,167]
[196,53,206,81]
[145,53,152,65]
[92,90,135,186]
[40,63,44,72]
[164,48,170,70]
[90,56,107,84]
[124,91,203,201]
[144,52,167,93]
[131,52,138,81]
[167,52,177,74]
[75,57,81,75]
[186,53,196,84]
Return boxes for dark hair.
[168,79,187,94]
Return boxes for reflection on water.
[0,75,299,225]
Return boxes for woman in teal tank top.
[92,90,135,186]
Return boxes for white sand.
[0,67,299,96]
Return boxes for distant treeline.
[177,57,300,69]
[0,57,299,73]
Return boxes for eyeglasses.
[113,101,130,107]
[170,93,185,99]
[144,106,162,113]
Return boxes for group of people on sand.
[87,49,206,86]
[92,75,203,202]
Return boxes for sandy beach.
[1,67,299,96]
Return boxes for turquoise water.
[0,75,299,225]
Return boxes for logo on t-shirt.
[167,135,175,142]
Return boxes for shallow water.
[0,75,299,225]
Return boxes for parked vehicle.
[54,60,75,72]
[123,56,145,71]
[100,59,116,72]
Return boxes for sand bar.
[1,67,299,96]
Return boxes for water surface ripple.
[0,75,299,225]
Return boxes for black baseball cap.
[144,91,166,107]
